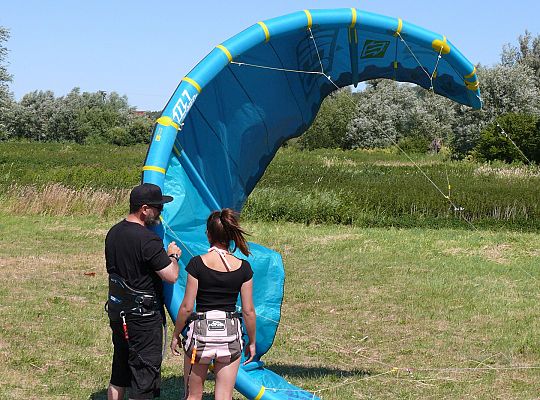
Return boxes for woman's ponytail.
[207,208,250,256]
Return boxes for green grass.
[244,148,540,230]
[1,213,539,399]
[1,142,539,230]
[0,141,145,190]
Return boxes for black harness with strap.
[105,273,165,374]
[106,273,162,321]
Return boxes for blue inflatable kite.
[142,8,481,399]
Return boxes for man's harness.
[105,273,165,374]
[106,273,162,321]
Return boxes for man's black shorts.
[110,318,163,399]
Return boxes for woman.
[171,208,256,400]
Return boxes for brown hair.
[207,208,250,256]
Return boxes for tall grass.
[243,148,540,230]
[0,141,144,190]
[2,183,129,217]
[1,142,539,229]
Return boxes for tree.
[298,88,356,149]
[345,80,456,151]
[472,113,540,163]
[451,63,540,156]
[0,26,13,139]
[78,91,132,144]
[502,30,540,81]
[7,90,58,140]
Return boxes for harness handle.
[120,311,129,340]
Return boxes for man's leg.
[110,322,131,399]
[108,383,125,400]
[127,320,163,399]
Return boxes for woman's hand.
[170,333,182,356]
[243,341,256,365]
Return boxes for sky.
[1,1,539,111]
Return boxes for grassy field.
[1,142,539,229]
[1,142,539,398]
[1,213,539,399]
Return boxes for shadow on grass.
[266,363,371,379]
[89,364,370,399]
[90,375,212,400]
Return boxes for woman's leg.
[213,358,241,400]
[184,353,209,400]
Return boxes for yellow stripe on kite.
[432,36,451,54]
[464,66,477,79]
[182,77,202,93]
[394,18,403,36]
[254,386,266,400]
[465,79,479,90]
[156,116,179,130]
[142,165,166,174]
[257,21,270,42]
[216,45,233,62]
[304,9,312,29]
[350,8,357,28]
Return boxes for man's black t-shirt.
[105,220,171,324]
[186,255,253,312]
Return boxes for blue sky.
[1,1,539,111]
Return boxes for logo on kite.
[361,40,390,59]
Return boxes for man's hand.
[167,241,182,259]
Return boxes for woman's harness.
[182,310,243,400]
[182,247,244,399]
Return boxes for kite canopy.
[142,8,481,399]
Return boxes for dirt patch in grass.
[480,243,511,265]
[307,233,362,245]
[442,247,468,256]
[440,243,512,265]
[0,253,104,283]
[373,160,442,167]
[321,156,357,168]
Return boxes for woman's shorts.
[183,310,243,365]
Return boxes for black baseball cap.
[130,183,173,207]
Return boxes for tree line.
[0,27,156,146]
[1,26,539,161]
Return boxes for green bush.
[472,113,540,163]
[106,126,132,146]
[128,116,153,144]
[396,134,431,154]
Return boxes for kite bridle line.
[496,121,532,164]
[305,28,479,230]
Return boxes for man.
[105,183,181,400]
